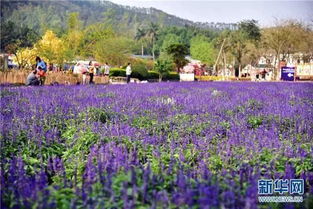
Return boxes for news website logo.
[258,179,304,203]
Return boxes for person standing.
[80,63,87,84]
[104,62,110,76]
[35,56,47,85]
[126,63,132,83]
[104,62,110,82]
[88,61,94,84]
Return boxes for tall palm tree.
[146,22,159,61]
[135,27,146,56]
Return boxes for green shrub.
[247,115,263,129]
[153,59,174,81]
[109,66,178,81]
[132,63,149,80]
[110,68,126,77]
[147,71,159,80]
[163,72,179,81]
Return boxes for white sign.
[180,73,194,81]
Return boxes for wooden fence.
[0,71,109,85]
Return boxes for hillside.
[1,0,237,36]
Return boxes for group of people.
[26,57,47,86]
[81,61,112,85]
[80,61,132,84]
[26,57,133,85]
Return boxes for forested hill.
[1,0,236,36]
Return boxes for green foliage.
[146,22,159,60]
[163,72,180,81]
[110,64,154,80]
[161,33,181,53]
[247,115,263,129]
[83,23,115,44]
[132,62,149,80]
[208,155,223,173]
[67,12,81,31]
[153,59,174,81]
[238,19,261,41]
[290,157,313,175]
[155,26,218,56]
[132,116,158,130]
[63,13,83,60]
[109,61,158,80]
[190,35,216,65]
[246,99,263,111]
[61,126,99,181]
[86,107,121,124]
[147,71,160,79]
[135,27,147,41]
[1,21,39,52]
[48,187,75,209]
[110,68,126,77]
[94,37,134,66]
[212,20,261,70]
[2,0,223,64]
[82,24,115,57]
[166,44,188,72]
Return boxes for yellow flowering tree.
[13,47,37,69]
[35,30,66,66]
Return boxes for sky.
[109,0,313,27]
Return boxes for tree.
[161,33,181,53]
[81,23,115,57]
[13,47,37,69]
[228,20,260,76]
[238,19,261,41]
[212,20,261,77]
[166,44,188,72]
[135,27,147,56]
[35,30,66,66]
[1,21,38,52]
[63,13,83,61]
[213,30,232,71]
[94,37,134,66]
[146,22,159,61]
[227,30,249,76]
[67,12,81,31]
[301,29,313,63]
[63,30,83,61]
[190,35,216,66]
[154,59,174,81]
[262,20,308,79]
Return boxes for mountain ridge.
[1,0,237,36]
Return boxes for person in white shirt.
[126,63,132,83]
[82,64,87,85]
[93,65,98,75]
[104,62,110,76]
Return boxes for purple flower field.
[1,82,313,208]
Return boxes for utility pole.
[222,50,227,80]
[4,54,8,71]
[213,38,226,76]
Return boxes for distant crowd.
[26,57,133,85]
